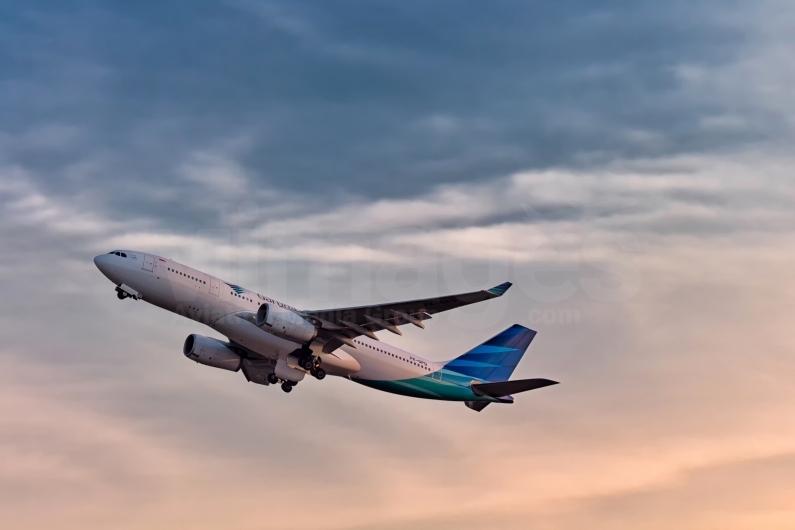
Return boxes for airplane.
[93,250,558,411]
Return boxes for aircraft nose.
[94,254,111,275]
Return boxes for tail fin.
[444,324,537,382]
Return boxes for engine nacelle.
[183,334,242,372]
[256,303,317,344]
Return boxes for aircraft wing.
[302,282,512,352]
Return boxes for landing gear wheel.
[281,382,293,393]
[117,291,126,300]
[314,368,326,380]
[267,373,279,385]
[300,357,314,371]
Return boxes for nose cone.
[93,254,112,278]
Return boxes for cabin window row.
[167,268,206,284]
[230,292,254,302]
[353,340,430,370]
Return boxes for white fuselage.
[93,249,440,382]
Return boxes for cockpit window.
[109,251,128,258]
[120,253,127,258]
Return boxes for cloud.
[179,151,250,196]
[1,161,795,529]
[2,1,795,528]
[2,0,794,219]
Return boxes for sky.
[1,1,795,529]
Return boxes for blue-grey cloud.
[2,0,790,231]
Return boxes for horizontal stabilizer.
[471,378,558,398]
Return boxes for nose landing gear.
[114,286,141,301]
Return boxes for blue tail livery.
[444,324,537,382]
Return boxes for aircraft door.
[209,278,220,297]
[142,254,154,272]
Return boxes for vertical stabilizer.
[444,324,537,382]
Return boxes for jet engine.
[256,303,317,344]
[183,334,242,372]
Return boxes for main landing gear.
[299,356,314,371]
[297,351,326,380]
[267,372,300,393]
[267,354,327,393]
